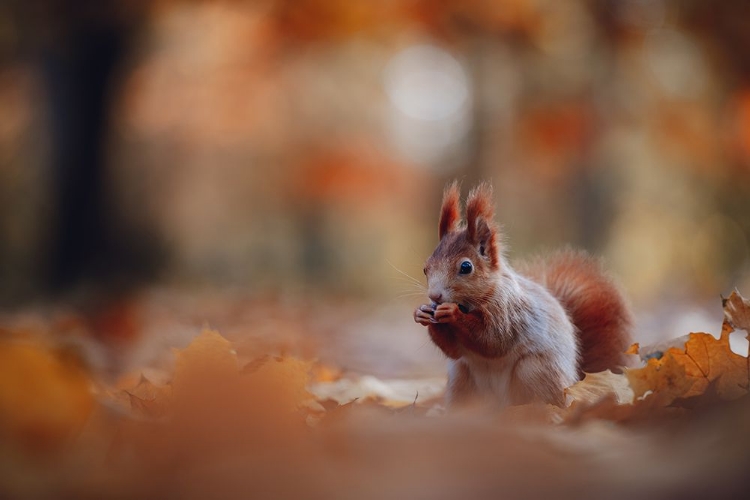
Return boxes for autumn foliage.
[2,292,750,498]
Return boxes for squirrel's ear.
[472,217,499,267]
[466,183,499,266]
[438,181,461,239]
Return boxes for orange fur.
[465,183,495,235]
[465,183,500,268]
[438,181,461,240]
[415,181,633,408]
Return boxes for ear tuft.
[466,182,500,266]
[438,181,461,239]
[466,182,495,241]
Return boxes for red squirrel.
[414,182,632,407]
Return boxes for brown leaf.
[125,375,171,418]
[626,322,749,408]
[626,350,695,404]
[722,289,750,334]
[625,343,640,355]
[127,393,166,418]
[318,398,342,412]
[501,403,564,425]
[565,391,686,425]
[670,328,748,400]
[242,355,270,374]
[241,355,313,413]
[0,341,94,452]
[565,370,633,406]
[172,329,238,392]
[670,379,727,410]
[171,329,313,417]
[311,363,342,383]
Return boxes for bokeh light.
[384,43,472,168]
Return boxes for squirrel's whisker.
[386,259,424,287]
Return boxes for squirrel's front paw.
[414,304,435,326]
[433,303,462,324]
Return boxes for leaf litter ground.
[1,291,750,498]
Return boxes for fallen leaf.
[565,392,685,425]
[172,328,238,392]
[670,379,727,410]
[625,299,749,409]
[625,343,640,355]
[626,350,695,404]
[0,341,94,452]
[565,370,634,406]
[125,375,171,418]
[242,355,313,414]
[723,289,750,333]
[311,363,342,383]
[241,354,270,374]
[309,375,445,407]
[501,403,564,425]
[670,328,748,400]
[567,369,680,425]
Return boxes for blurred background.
[1,0,750,373]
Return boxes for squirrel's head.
[423,181,502,312]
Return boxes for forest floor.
[1,286,749,499]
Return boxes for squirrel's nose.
[428,292,443,304]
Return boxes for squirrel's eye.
[459,261,473,274]
[423,267,427,276]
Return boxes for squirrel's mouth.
[429,300,471,314]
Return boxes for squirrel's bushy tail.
[522,250,633,374]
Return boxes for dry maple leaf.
[625,343,640,355]
[722,289,750,333]
[565,370,634,406]
[626,292,750,408]
[669,326,748,400]
[311,363,342,383]
[564,390,686,425]
[242,355,313,414]
[170,328,313,417]
[125,375,171,418]
[172,328,238,390]
[0,341,93,451]
[566,365,687,424]
[105,328,316,466]
[626,350,695,404]
[670,378,727,410]
[241,354,270,374]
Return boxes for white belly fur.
[452,352,521,407]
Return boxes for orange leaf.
[723,289,750,335]
[565,370,633,406]
[626,350,695,404]
[125,375,171,418]
[172,329,312,417]
[625,343,640,355]
[0,341,93,451]
[242,354,270,374]
[172,328,238,392]
[627,326,749,405]
[242,356,313,413]
[311,363,342,383]
[674,328,748,400]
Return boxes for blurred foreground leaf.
[0,341,93,452]
[2,293,750,498]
